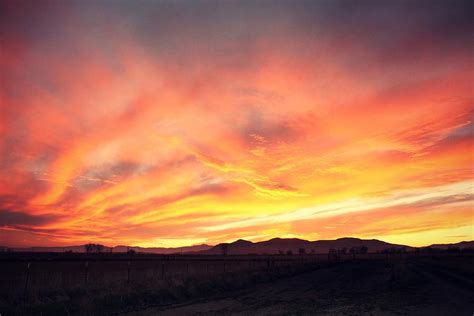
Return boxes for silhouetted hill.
[202,237,412,255]
[426,240,474,249]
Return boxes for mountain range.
[2,237,472,254]
[201,237,412,255]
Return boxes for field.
[134,256,474,315]
[0,253,473,315]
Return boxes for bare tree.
[349,247,357,259]
[95,244,104,253]
[349,246,368,258]
[85,244,94,253]
[328,248,338,260]
[85,243,105,253]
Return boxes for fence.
[0,252,467,297]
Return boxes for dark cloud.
[0,209,58,226]
[407,194,474,209]
[423,119,474,154]
[443,121,474,142]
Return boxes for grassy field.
[132,256,474,315]
[0,253,472,315]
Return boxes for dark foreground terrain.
[129,256,474,316]
[1,255,473,315]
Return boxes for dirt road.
[130,258,474,315]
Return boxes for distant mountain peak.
[233,239,253,244]
[269,237,282,241]
[334,237,364,242]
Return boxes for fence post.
[24,262,30,297]
[127,261,131,284]
[161,261,165,279]
[85,261,89,284]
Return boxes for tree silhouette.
[349,246,368,258]
[328,248,339,260]
[349,247,357,259]
[85,244,93,253]
[85,243,105,253]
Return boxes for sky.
[0,0,472,248]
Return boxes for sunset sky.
[1,0,472,248]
